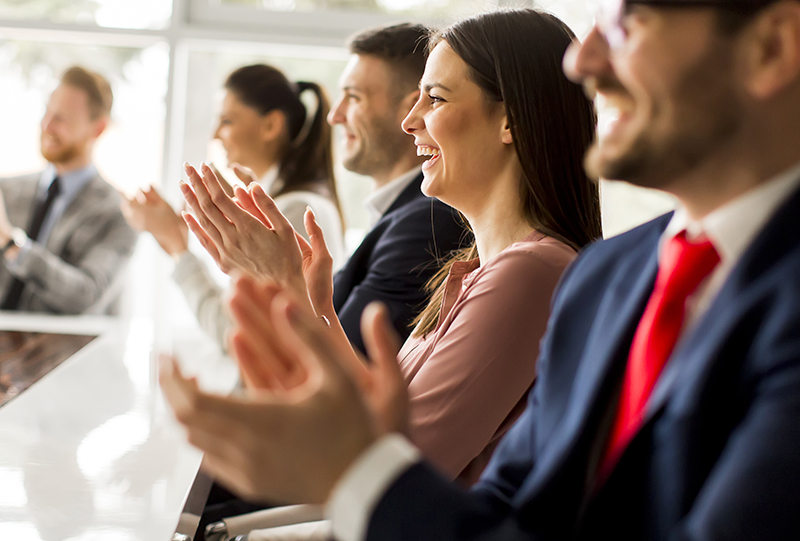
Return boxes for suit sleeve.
[336,200,467,354]
[406,248,569,480]
[8,208,137,314]
[365,448,544,541]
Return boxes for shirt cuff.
[5,236,32,273]
[326,434,421,541]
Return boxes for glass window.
[0,0,173,30]
[215,0,492,16]
[536,0,592,39]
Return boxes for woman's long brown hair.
[412,9,602,338]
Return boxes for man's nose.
[563,26,613,85]
[328,97,345,126]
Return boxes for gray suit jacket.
[0,171,138,314]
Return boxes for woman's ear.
[500,116,513,145]
[261,109,287,142]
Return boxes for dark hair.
[224,64,340,213]
[61,66,113,119]
[713,0,780,33]
[348,23,429,96]
[413,9,602,337]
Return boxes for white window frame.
[186,0,518,45]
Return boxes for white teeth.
[596,94,632,118]
[416,146,440,158]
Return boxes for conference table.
[0,311,239,540]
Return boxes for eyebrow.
[421,81,452,93]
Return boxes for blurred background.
[0,0,676,341]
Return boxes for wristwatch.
[2,227,28,254]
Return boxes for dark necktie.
[2,177,61,310]
[597,231,720,483]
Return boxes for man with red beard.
[0,66,136,313]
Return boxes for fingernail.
[201,162,210,172]
[306,205,316,218]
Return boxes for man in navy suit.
[328,23,469,353]
[162,1,800,540]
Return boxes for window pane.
[0,0,172,30]
[216,0,493,16]
[535,0,592,38]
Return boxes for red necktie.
[598,231,720,482]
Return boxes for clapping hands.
[160,279,408,504]
[180,162,335,316]
[120,186,188,257]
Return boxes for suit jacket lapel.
[383,173,424,216]
[522,221,666,496]
[333,174,425,309]
[645,180,800,422]
[5,176,38,232]
[45,175,102,256]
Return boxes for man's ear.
[92,116,109,139]
[742,3,800,99]
[260,109,287,142]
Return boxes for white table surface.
[0,312,238,541]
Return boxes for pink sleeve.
[406,245,573,479]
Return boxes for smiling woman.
[387,9,601,483]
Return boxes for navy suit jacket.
[367,184,800,540]
[333,174,469,353]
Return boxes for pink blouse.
[397,231,576,485]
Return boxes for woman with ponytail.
[122,64,344,348]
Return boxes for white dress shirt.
[363,168,421,229]
[662,162,800,333]
[325,162,800,541]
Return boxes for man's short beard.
[41,141,82,165]
[585,106,741,191]
[585,43,741,191]
[343,125,407,178]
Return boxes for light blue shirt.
[9,163,96,270]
